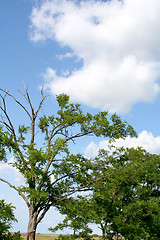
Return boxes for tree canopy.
[51,147,160,240]
[0,87,136,240]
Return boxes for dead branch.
[0,88,32,119]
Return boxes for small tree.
[49,198,93,239]
[0,199,22,240]
[0,199,17,235]
[0,87,136,240]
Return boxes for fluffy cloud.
[84,130,160,157]
[30,0,160,113]
[0,159,25,185]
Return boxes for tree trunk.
[27,205,38,240]
[101,227,106,240]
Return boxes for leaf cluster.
[51,147,160,240]
[0,199,22,239]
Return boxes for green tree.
[0,199,22,240]
[0,88,136,240]
[49,198,93,239]
[113,149,160,240]
[0,199,17,235]
[90,148,160,240]
[49,147,135,240]
[50,148,160,240]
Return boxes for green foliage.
[0,90,137,239]
[115,199,160,240]
[0,199,17,234]
[90,148,160,240]
[55,234,72,240]
[55,147,160,240]
[0,93,136,206]
[49,198,93,239]
[0,199,22,240]
[0,127,7,161]
[1,231,22,240]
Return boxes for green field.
[20,234,102,240]
[21,234,58,240]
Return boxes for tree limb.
[0,88,32,120]
[36,205,51,225]
[0,177,30,207]
[59,165,128,201]
[44,131,93,173]
[51,170,80,186]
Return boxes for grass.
[20,234,58,240]
[20,234,102,240]
[20,234,125,240]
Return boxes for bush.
[1,231,22,240]
[0,199,22,240]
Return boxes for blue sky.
[1,0,160,234]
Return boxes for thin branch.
[44,131,93,173]
[35,88,48,119]
[59,165,128,201]
[51,170,80,186]
[0,97,27,164]
[36,205,50,224]
[36,165,128,223]
[0,119,13,133]
[18,88,35,144]
[0,177,30,207]
[18,86,33,115]
[0,88,32,119]
[0,101,16,136]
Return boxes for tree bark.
[101,224,106,240]
[27,205,38,240]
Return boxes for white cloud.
[56,52,75,60]
[0,159,25,185]
[84,130,160,157]
[30,0,160,113]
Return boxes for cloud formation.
[0,159,25,185]
[30,0,160,113]
[85,130,160,157]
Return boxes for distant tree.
[113,149,160,240]
[0,199,22,240]
[58,147,160,240]
[90,148,160,240]
[0,87,136,240]
[49,198,93,239]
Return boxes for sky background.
[1,0,160,234]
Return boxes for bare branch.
[18,88,36,144]
[0,177,30,207]
[35,88,48,119]
[18,85,34,114]
[0,118,13,133]
[19,87,47,144]
[0,88,32,119]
